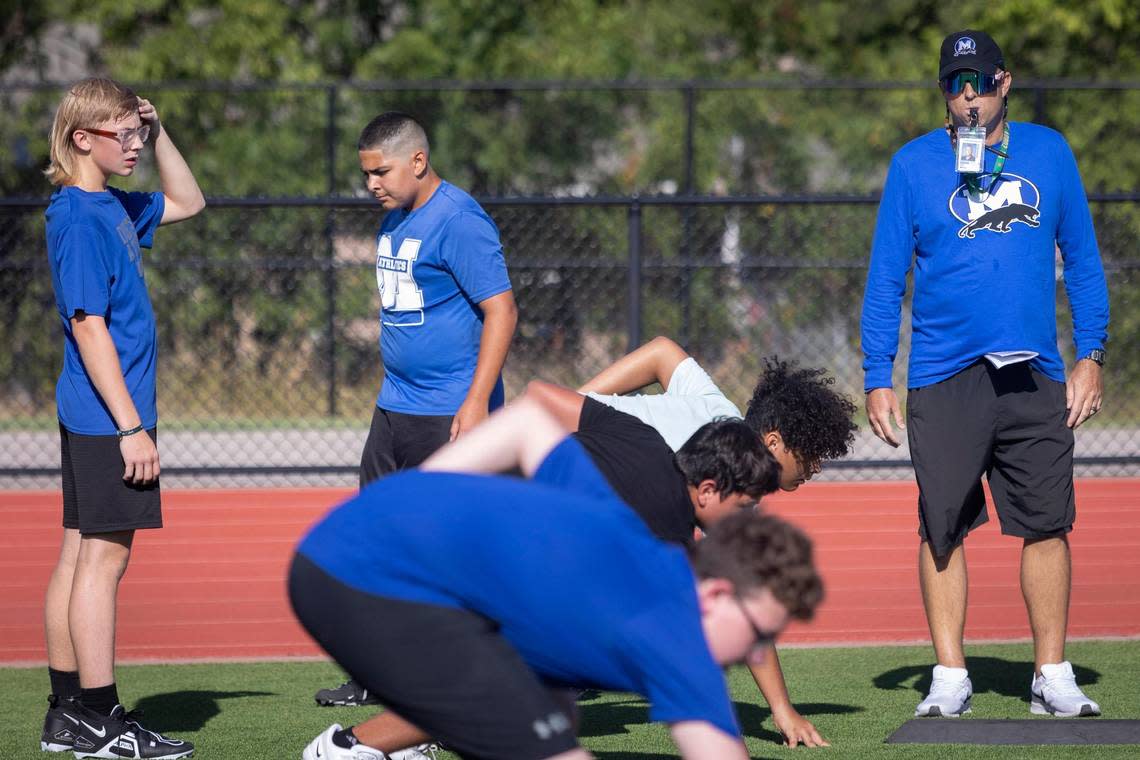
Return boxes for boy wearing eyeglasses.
[41,78,204,758]
[862,31,1108,719]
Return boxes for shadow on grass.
[579,694,862,750]
[735,700,865,744]
[132,690,274,732]
[578,697,651,739]
[874,657,1101,699]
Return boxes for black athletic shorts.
[906,361,1075,556]
[288,555,579,760]
[359,406,454,488]
[60,424,162,535]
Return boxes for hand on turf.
[450,397,489,441]
[866,387,905,447]
[137,97,161,140]
[121,431,160,484]
[772,706,829,748]
[1066,359,1103,429]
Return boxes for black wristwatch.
[1083,348,1106,366]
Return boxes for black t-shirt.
[573,397,696,545]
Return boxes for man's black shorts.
[60,424,161,534]
[288,554,579,759]
[906,361,1075,556]
[359,406,454,488]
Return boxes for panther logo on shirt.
[947,173,1042,239]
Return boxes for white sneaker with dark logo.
[915,665,972,717]
[1031,661,1101,717]
[302,724,385,760]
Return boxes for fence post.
[627,198,643,352]
[680,83,696,350]
[1033,85,1047,126]
[684,82,695,194]
[325,84,339,417]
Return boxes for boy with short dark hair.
[316,110,518,711]
[564,386,781,544]
[355,111,517,484]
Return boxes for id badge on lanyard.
[956,125,986,174]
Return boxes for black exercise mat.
[886,719,1140,745]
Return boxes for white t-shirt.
[586,357,743,451]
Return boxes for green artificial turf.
[2,640,1137,759]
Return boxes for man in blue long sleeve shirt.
[860,30,1108,720]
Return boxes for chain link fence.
[2,194,1137,486]
[5,80,1139,198]
[3,80,1137,485]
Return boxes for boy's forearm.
[465,290,517,404]
[748,645,793,711]
[153,125,205,222]
[578,336,689,395]
[522,380,586,432]
[71,316,142,431]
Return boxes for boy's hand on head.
[137,97,160,137]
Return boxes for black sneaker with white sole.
[41,694,82,752]
[71,702,194,759]
[314,679,381,706]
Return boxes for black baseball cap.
[939,30,1005,80]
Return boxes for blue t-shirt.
[46,186,165,435]
[297,438,740,738]
[861,123,1109,391]
[374,181,512,415]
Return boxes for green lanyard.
[964,123,1010,195]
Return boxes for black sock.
[48,668,81,700]
[331,727,359,749]
[80,683,120,717]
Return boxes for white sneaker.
[915,665,972,717]
[1030,661,1101,717]
[302,724,385,760]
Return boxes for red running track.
[2,480,1138,664]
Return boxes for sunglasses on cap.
[940,70,1002,96]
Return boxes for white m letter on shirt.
[377,236,425,317]
[966,180,1025,220]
